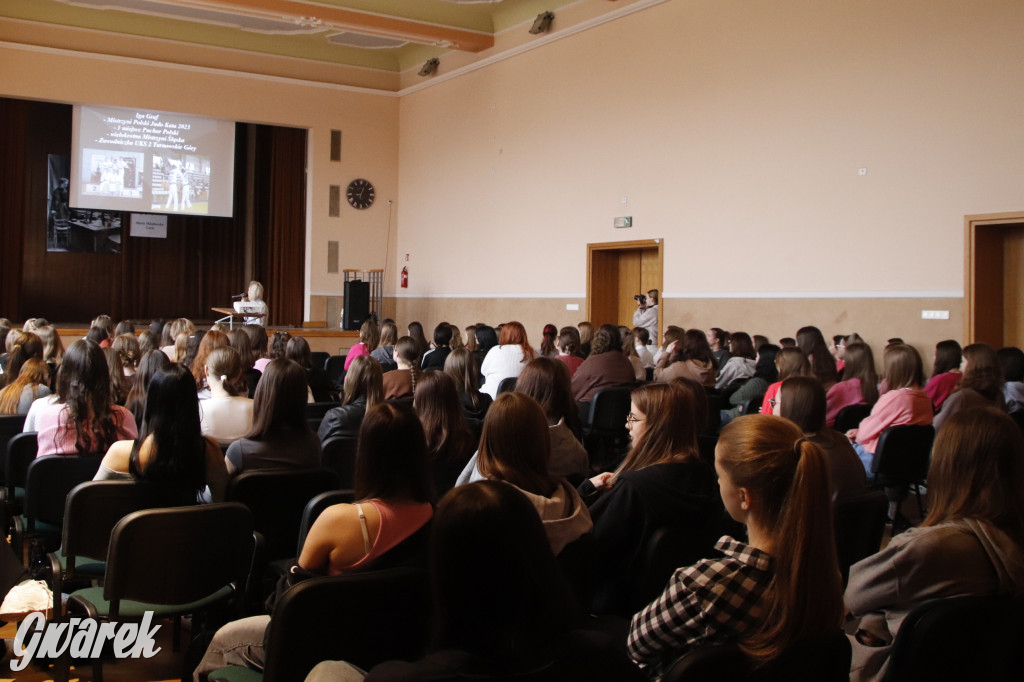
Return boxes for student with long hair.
[480,321,537,399]
[370,320,398,369]
[796,325,839,390]
[192,329,230,397]
[931,343,1006,432]
[472,392,592,555]
[195,402,434,680]
[923,339,962,412]
[112,332,140,380]
[518,357,588,478]
[443,347,491,427]
[577,321,594,359]
[407,321,430,358]
[414,370,477,495]
[846,344,932,475]
[161,317,195,359]
[345,319,380,371]
[777,376,867,501]
[0,358,50,415]
[628,414,844,676]
[125,350,170,428]
[715,331,757,391]
[463,324,478,353]
[654,328,717,387]
[622,329,647,382]
[244,325,270,373]
[26,340,137,456]
[382,336,420,400]
[286,335,333,402]
[96,363,227,502]
[654,325,685,366]
[199,346,254,445]
[845,407,1024,681]
[706,327,730,368]
[581,382,720,615]
[447,324,465,352]
[825,341,880,427]
[760,346,811,415]
[225,359,320,474]
[539,323,558,358]
[36,325,64,380]
[318,355,383,441]
[472,324,498,368]
[227,328,261,398]
[103,347,129,406]
[1,331,43,390]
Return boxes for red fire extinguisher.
[401,266,409,288]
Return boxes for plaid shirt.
[627,536,773,679]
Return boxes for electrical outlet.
[921,310,950,320]
[566,303,579,311]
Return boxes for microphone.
[230,292,246,299]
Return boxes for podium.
[211,307,266,330]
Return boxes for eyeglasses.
[626,414,644,424]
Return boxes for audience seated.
[845,406,1024,681]
[443,347,491,428]
[622,329,647,382]
[124,349,170,428]
[383,336,420,400]
[706,327,730,369]
[578,321,594,359]
[96,363,228,503]
[715,331,756,391]
[554,326,585,377]
[997,346,1024,414]
[516,357,588,480]
[480,321,536,399]
[472,324,498,369]
[287,335,333,403]
[103,347,129,405]
[370,320,398,368]
[191,329,229,398]
[580,382,721,616]
[572,324,636,404]
[627,414,843,678]
[194,402,435,681]
[923,339,962,413]
[0,357,50,415]
[846,344,932,476]
[654,329,716,387]
[198,347,253,445]
[777,376,867,501]
[421,322,454,372]
[414,371,477,495]
[407,321,430,359]
[243,324,270,373]
[226,328,261,398]
[932,343,1006,433]
[461,392,592,555]
[653,325,684,367]
[225,359,320,475]
[760,346,811,415]
[539,322,559,358]
[825,342,879,428]
[0,330,43,390]
[25,339,137,456]
[722,343,778,423]
[796,325,839,391]
[345,319,379,371]
[318,356,383,442]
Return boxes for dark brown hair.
[777,376,827,433]
[246,359,310,438]
[883,344,925,390]
[477,392,557,498]
[354,402,433,504]
[413,370,476,464]
[841,342,879,405]
[957,343,1004,401]
[515,356,581,438]
[615,383,698,477]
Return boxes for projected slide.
[72,104,236,217]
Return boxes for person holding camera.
[632,289,659,343]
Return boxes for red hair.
[499,321,534,363]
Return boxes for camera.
[634,294,647,305]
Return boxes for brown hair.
[190,329,229,387]
[359,319,380,352]
[242,324,268,362]
[378,321,398,348]
[728,332,756,361]
[957,343,1004,401]
[498,321,534,363]
[0,358,50,414]
[246,359,311,438]
[577,322,594,347]
[444,348,483,411]
[206,346,248,397]
[557,326,580,355]
[675,329,715,366]
[932,340,962,376]
[413,371,476,464]
[463,325,478,352]
[2,331,43,389]
[112,333,140,372]
[716,414,843,661]
[841,342,879,405]
[394,336,423,393]
[883,343,925,390]
[774,347,811,381]
[342,355,383,410]
[515,356,581,438]
[36,326,64,366]
[777,376,827,433]
[448,324,465,352]
[103,348,128,405]
[226,329,255,371]
[477,392,557,498]
[615,383,698,478]
[354,402,434,504]
[924,406,1024,547]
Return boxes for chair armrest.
[10,514,23,561]
[46,551,63,616]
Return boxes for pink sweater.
[825,378,865,428]
[924,371,960,412]
[344,343,370,371]
[852,387,932,455]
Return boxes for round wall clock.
[346,178,375,209]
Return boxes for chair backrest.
[664,630,851,682]
[833,403,873,433]
[586,387,633,433]
[321,437,359,488]
[304,401,338,432]
[833,488,888,585]
[324,354,346,388]
[741,396,764,417]
[885,595,1024,682]
[496,376,518,395]
[311,351,330,372]
[871,424,935,479]
[0,414,27,478]
[103,503,254,619]
[296,489,355,556]
[633,523,724,615]
[24,454,102,531]
[6,431,37,497]
[62,479,196,568]
[226,467,341,561]
[261,567,430,682]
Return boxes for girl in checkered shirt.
[627,414,844,678]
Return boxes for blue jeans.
[851,441,875,482]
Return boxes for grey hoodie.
[845,518,1024,681]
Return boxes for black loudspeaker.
[343,280,370,331]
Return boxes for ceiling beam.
[178,0,494,51]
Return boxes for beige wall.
[394,0,1024,353]
[0,40,399,319]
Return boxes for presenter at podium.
[234,280,268,325]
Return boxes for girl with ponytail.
[627,414,843,677]
[382,335,421,400]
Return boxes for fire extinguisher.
[401,266,409,288]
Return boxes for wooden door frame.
[586,239,664,341]
[964,211,1024,345]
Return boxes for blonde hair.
[0,358,50,415]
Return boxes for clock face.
[346,178,375,210]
